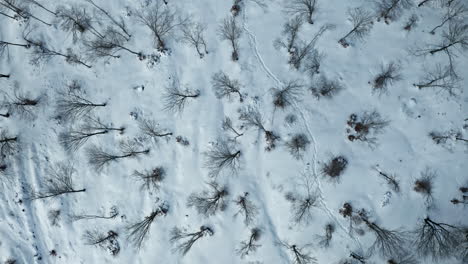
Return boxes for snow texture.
[0,0,466,263]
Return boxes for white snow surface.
[0,0,466,263]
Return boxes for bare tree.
[274,16,303,55]
[86,140,150,171]
[83,27,141,60]
[237,228,261,257]
[239,106,280,151]
[280,241,317,264]
[234,192,258,226]
[0,40,30,57]
[420,21,468,56]
[211,71,243,102]
[218,16,242,61]
[84,0,131,39]
[310,76,344,100]
[0,74,10,78]
[413,168,435,206]
[412,217,463,260]
[285,173,318,225]
[1,90,41,119]
[24,34,91,68]
[162,76,200,113]
[170,225,214,255]
[0,129,18,160]
[272,80,303,109]
[339,7,374,48]
[127,204,168,250]
[48,209,61,226]
[0,0,51,25]
[346,111,390,147]
[370,62,402,95]
[55,5,103,42]
[133,166,165,192]
[375,0,413,24]
[83,229,120,256]
[30,162,86,200]
[285,133,310,159]
[373,166,400,192]
[135,0,187,52]
[429,129,467,147]
[321,155,348,183]
[59,115,124,151]
[284,0,318,24]
[429,0,467,34]
[181,22,208,58]
[317,223,335,248]
[138,118,172,143]
[302,49,323,77]
[70,206,119,221]
[55,81,106,121]
[204,139,241,178]
[289,24,331,69]
[358,210,409,258]
[222,117,243,140]
[413,64,460,96]
[230,0,243,16]
[187,181,228,216]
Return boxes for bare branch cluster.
[181,22,208,58]
[321,155,348,182]
[136,0,187,52]
[133,166,166,192]
[127,204,168,249]
[60,115,123,151]
[237,228,262,257]
[222,117,243,140]
[86,140,149,171]
[187,181,229,216]
[138,118,172,142]
[280,241,317,264]
[55,80,106,122]
[310,76,344,100]
[1,90,41,119]
[170,225,214,255]
[83,229,120,256]
[239,106,280,151]
[218,16,242,61]
[370,62,402,95]
[375,0,413,24]
[55,4,102,41]
[162,76,200,113]
[272,80,303,109]
[30,162,86,200]
[211,71,243,102]
[204,139,241,178]
[285,133,310,159]
[339,7,374,48]
[346,111,390,147]
[284,0,318,24]
[234,192,259,226]
[412,217,464,260]
[413,64,460,96]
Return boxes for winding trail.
[241,5,363,251]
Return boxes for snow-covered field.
[0,0,466,263]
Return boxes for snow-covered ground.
[0,0,466,263]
